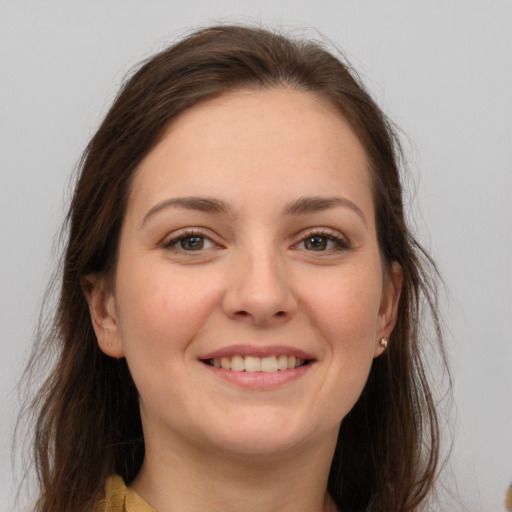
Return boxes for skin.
[85,88,402,512]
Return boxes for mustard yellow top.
[94,475,156,512]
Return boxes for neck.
[130,427,339,512]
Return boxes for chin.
[214,433,305,459]
[199,411,330,458]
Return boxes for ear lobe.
[374,261,403,357]
[81,274,124,358]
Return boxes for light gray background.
[1,1,511,511]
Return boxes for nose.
[221,247,297,326]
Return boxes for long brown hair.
[25,25,449,512]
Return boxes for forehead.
[128,87,374,219]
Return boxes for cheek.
[299,263,383,356]
[113,264,225,419]
[303,268,382,422]
[114,263,222,361]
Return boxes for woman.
[27,25,448,512]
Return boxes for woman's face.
[88,88,401,457]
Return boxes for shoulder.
[93,475,156,512]
[93,475,128,512]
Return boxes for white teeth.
[261,355,278,373]
[208,354,308,372]
[277,354,288,370]
[244,356,261,372]
[231,355,245,372]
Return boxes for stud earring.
[380,337,388,348]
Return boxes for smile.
[205,355,309,373]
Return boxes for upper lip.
[199,344,316,361]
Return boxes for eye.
[163,231,216,251]
[304,235,331,251]
[298,231,349,252]
[177,235,209,251]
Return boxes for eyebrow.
[284,196,367,226]
[142,194,367,226]
[142,197,232,226]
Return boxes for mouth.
[202,354,311,373]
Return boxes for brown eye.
[164,233,215,251]
[179,236,205,250]
[304,236,328,251]
[298,232,348,252]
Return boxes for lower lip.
[201,362,313,389]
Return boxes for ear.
[81,274,125,358]
[374,261,403,357]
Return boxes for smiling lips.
[207,354,307,373]
[200,347,314,388]
[200,345,314,375]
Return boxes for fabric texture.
[94,475,156,512]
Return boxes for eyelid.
[161,228,219,250]
[160,226,350,252]
[293,227,351,251]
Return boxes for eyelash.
[162,229,216,251]
[296,230,350,252]
[162,229,350,253]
